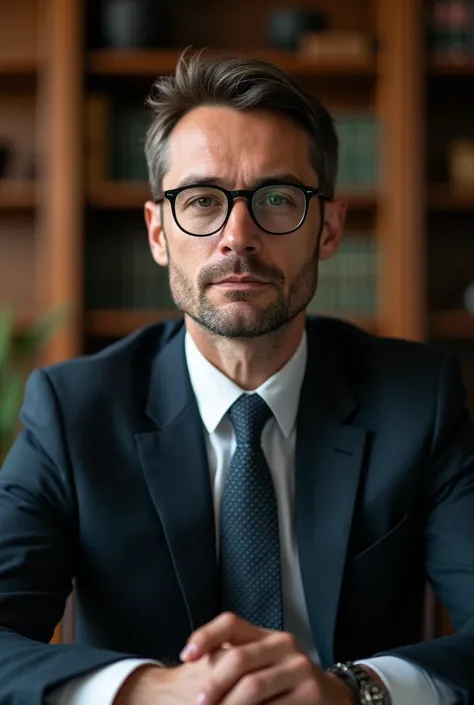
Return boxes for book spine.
[84,93,110,187]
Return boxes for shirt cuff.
[356,656,457,705]
[45,658,162,705]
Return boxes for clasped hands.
[178,612,353,705]
[118,612,354,705]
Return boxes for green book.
[109,107,150,182]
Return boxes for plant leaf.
[0,309,14,373]
[13,305,72,359]
[0,374,23,457]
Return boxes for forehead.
[163,105,316,187]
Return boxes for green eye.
[263,192,288,206]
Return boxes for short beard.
[166,246,319,340]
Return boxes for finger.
[181,612,267,661]
[201,632,297,705]
[219,653,315,705]
[264,677,324,705]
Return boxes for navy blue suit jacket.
[1,316,474,704]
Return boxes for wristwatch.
[326,661,391,704]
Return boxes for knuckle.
[221,611,237,628]
[228,649,248,671]
[274,631,298,650]
[241,674,263,700]
[266,632,283,649]
[289,653,312,675]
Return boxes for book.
[84,93,110,187]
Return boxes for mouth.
[212,276,270,291]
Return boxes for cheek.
[270,233,315,272]
[168,230,216,272]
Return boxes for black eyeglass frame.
[154,181,329,237]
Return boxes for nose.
[217,198,262,256]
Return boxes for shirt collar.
[185,329,307,438]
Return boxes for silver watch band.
[326,661,391,705]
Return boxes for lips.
[214,276,268,285]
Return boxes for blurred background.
[1,0,474,641]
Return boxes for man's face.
[145,106,344,339]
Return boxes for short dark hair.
[144,50,339,199]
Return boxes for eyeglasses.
[155,182,328,237]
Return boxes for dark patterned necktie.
[219,393,283,630]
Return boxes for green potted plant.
[0,308,68,463]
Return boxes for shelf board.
[430,310,474,339]
[339,192,378,209]
[88,49,376,78]
[87,182,152,209]
[430,55,474,75]
[429,184,474,211]
[0,181,37,210]
[86,309,183,337]
[86,309,376,337]
[87,181,378,210]
[333,315,377,334]
[0,56,38,76]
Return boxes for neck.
[185,313,306,390]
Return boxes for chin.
[192,301,291,339]
[214,301,263,324]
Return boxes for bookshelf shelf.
[430,310,474,339]
[430,56,474,75]
[86,309,183,337]
[340,193,379,209]
[87,182,379,210]
[0,57,38,76]
[87,49,377,78]
[0,181,37,210]
[87,182,152,209]
[429,184,474,211]
[86,309,377,338]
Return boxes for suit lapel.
[296,322,367,667]
[135,327,218,632]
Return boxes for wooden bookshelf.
[430,310,474,340]
[0,181,36,210]
[87,49,377,78]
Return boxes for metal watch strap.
[326,662,391,705]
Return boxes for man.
[0,52,473,705]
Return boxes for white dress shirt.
[48,330,456,705]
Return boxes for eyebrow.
[175,173,309,190]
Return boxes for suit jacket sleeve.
[0,369,135,705]
[377,353,474,703]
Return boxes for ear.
[318,199,347,262]
[145,200,168,267]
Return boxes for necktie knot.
[229,393,272,446]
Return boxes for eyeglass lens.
[174,185,307,235]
